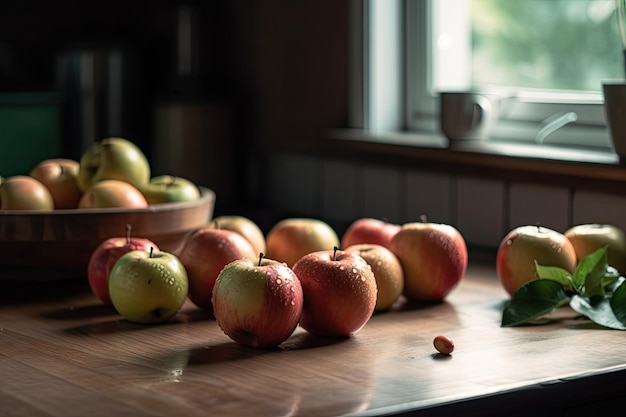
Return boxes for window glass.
[471,0,622,93]
[403,0,620,149]
[361,0,621,151]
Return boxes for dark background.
[0,0,350,216]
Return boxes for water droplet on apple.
[352,268,357,273]
[339,266,345,270]
[376,261,382,267]
[429,232,435,238]
[290,300,295,306]
[276,278,282,285]
[361,276,366,282]
[506,239,513,246]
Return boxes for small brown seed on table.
[433,335,454,355]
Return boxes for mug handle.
[471,95,493,128]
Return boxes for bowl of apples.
[0,137,216,281]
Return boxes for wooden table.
[2,262,626,417]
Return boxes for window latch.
[535,111,578,145]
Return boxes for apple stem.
[258,252,265,266]
[535,222,542,232]
[125,224,132,245]
[149,246,154,258]
[420,214,428,223]
[333,246,339,261]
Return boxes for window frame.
[352,0,614,152]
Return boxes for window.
[355,0,623,152]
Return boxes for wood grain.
[0,187,215,280]
[1,263,626,416]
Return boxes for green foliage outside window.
[472,0,623,92]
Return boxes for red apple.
[564,223,626,274]
[209,215,267,256]
[212,254,304,348]
[78,179,149,209]
[496,224,577,297]
[266,218,340,267]
[292,247,377,337]
[389,219,468,302]
[0,175,54,211]
[29,158,82,209]
[341,218,401,249]
[175,227,258,311]
[344,243,404,312]
[87,224,159,304]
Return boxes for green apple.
[78,179,148,209]
[140,175,200,205]
[30,158,82,209]
[77,137,151,193]
[265,218,340,267]
[0,175,54,211]
[565,223,626,274]
[108,248,189,324]
[496,224,577,297]
[209,215,267,256]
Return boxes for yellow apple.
[78,179,148,209]
[344,243,404,312]
[0,175,54,211]
[265,218,340,267]
[209,215,267,256]
[564,223,626,274]
[30,158,82,209]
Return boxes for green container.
[0,92,62,177]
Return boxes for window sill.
[324,128,626,192]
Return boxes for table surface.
[2,262,626,417]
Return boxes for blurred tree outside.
[471,0,623,92]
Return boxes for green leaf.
[501,279,570,327]
[570,294,626,330]
[574,246,608,297]
[534,262,575,291]
[610,279,626,327]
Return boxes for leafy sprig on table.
[501,246,626,329]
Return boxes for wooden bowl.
[0,187,215,281]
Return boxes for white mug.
[440,92,498,141]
